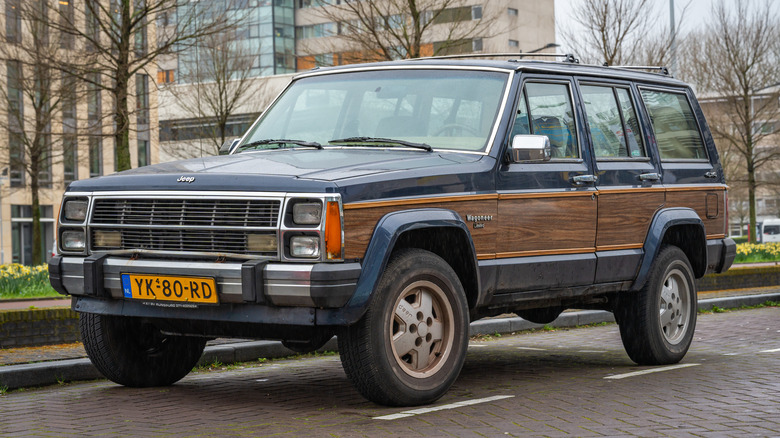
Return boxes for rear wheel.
[81,313,206,387]
[339,249,469,406]
[616,245,697,365]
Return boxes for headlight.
[63,200,88,221]
[292,202,322,225]
[61,230,86,251]
[290,236,319,258]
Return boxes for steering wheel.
[434,123,480,136]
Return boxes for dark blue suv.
[50,57,736,406]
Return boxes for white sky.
[554,0,780,53]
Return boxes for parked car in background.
[760,218,780,243]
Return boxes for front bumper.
[49,255,361,309]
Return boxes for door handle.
[705,171,718,178]
[639,172,660,181]
[571,174,597,184]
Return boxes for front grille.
[91,198,280,228]
[89,198,281,256]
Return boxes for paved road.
[1,307,778,437]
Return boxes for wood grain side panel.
[342,199,497,260]
[665,189,726,237]
[596,192,665,247]
[495,196,597,253]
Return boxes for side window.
[580,85,645,159]
[640,89,707,160]
[514,82,579,158]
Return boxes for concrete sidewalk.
[1,287,778,391]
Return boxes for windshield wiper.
[329,136,432,152]
[236,139,322,151]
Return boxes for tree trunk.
[29,145,42,265]
[747,156,757,244]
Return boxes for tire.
[338,249,469,406]
[80,313,207,387]
[616,245,697,365]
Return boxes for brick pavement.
[0,306,777,437]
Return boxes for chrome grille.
[91,198,280,228]
[89,197,281,256]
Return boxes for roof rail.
[604,64,670,76]
[409,53,580,64]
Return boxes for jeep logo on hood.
[177,176,195,183]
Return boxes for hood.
[67,148,484,193]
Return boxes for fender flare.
[630,207,706,292]
[318,208,478,325]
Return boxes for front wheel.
[339,249,469,406]
[616,245,697,365]
[81,313,207,387]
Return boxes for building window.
[508,8,518,17]
[138,140,150,167]
[509,40,519,48]
[89,136,103,177]
[157,69,175,84]
[136,74,149,125]
[471,5,482,20]
[11,205,55,265]
[134,0,148,56]
[472,38,483,52]
[9,132,25,188]
[63,135,78,184]
[59,0,75,49]
[6,0,21,43]
[6,60,23,124]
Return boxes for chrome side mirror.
[219,138,240,155]
[508,135,551,163]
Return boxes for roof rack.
[409,53,580,64]
[604,64,670,76]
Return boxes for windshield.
[238,69,509,153]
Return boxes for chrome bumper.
[49,255,361,308]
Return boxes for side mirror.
[219,138,240,155]
[508,135,551,163]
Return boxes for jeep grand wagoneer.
[50,56,735,406]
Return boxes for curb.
[1,292,778,391]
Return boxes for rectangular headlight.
[62,230,86,251]
[290,236,319,258]
[64,200,88,221]
[293,202,322,225]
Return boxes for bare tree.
[302,0,501,63]
[46,0,241,172]
[692,0,780,243]
[163,31,264,157]
[0,0,79,265]
[562,0,688,67]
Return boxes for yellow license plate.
[121,274,218,304]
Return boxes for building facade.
[0,0,159,265]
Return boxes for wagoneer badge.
[466,214,493,229]
[177,176,195,183]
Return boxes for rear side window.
[580,85,645,159]
[513,82,579,159]
[640,89,707,160]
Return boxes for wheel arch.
[630,207,707,292]
[335,208,480,325]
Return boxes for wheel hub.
[390,280,454,378]
[658,267,690,345]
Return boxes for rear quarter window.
[640,89,707,160]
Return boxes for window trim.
[637,85,710,163]
[578,81,649,162]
